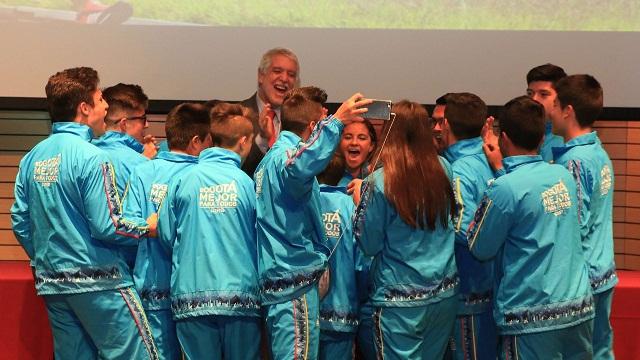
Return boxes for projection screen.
[1,1,638,107]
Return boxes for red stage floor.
[0,262,638,359]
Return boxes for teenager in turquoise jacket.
[438,93,497,360]
[255,88,370,359]
[11,67,158,360]
[157,103,260,360]
[354,101,458,360]
[469,96,594,359]
[550,75,617,359]
[122,103,211,359]
[317,153,360,360]
[93,130,148,268]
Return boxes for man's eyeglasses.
[125,114,148,123]
[429,117,444,129]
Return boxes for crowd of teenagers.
[11,47,616,360]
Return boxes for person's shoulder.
[239,93,259,118]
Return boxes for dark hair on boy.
[435,94,449,106]
[209,103,254,148]
[554,74,603,128]
[281,86,328,136]
[165,103,211,151]
[45,67,100,122]
[103,83,149,114]
[526,63,567,85]
[317,151,346,186]
[444,92,487,139]
[499,96,545,151]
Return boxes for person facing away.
[549,74,617,360]
[93,83,153,269]
[439,92,498,360]
[254,85,371,360]
[353,100,459,360]
[468,95,595,359]
[11,66,159,360]
[122,102,212,359]
[157,102,261,360]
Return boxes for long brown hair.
[377,100,455,230]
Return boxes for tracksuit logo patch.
[600,165,612,195]
[322,210,342,238]
[199,180,239,213]
[34,153,61,186]
[541,179,572,216]
[150,183,168,206]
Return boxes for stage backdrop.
[0,1,639,106]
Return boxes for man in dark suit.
[240,47,300,176]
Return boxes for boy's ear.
[78,101,91,117]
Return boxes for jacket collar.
[96,131,144,153]
[199,147,241,167]
[552,131,599,158]
[503,155,543,173]
[155,151,198,164]
[443,137,483,163]
[52,122,94,141]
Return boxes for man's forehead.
[527,81,555,91]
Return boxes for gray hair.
[258,47,301,86]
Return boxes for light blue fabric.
[123,151,198,311]
[443,137,498,360]
[254,116,344,305]
[553,132,617,359]
[318,185,359,333]
[540,121,564,163]
[552,131,617,294]
[176,314,261,360]
[265,285,321,360]
[44,287,158,360]
[468,155,594,335]
[499,319,593,360]
[353,158,459,308]
[443,137,495,315]
[93,130,149,267]
[11,122,149,295]
[145,309,181,360]
[319,330,355,360]
[373,296,457,360]
[158,147,260,319]
[92,130,148,198]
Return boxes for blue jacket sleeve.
[81,154,148,246]
[452,173,481,246]
[10,161,34,259]
[121,168,149,227]
[354,175,386,257]
[283,117,344,199]
[467,182,513,261]
[567,160,593,241]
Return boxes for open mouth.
[273,83,288,96]
[346,147,362,160]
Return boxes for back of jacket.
[553,132,617,294]
[123,151,198,310]
[158,148,260,319]
[354,159,459,308]
[468,155,594,335]
[11,123,148,295]
[254,117,343,305]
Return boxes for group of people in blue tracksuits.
[11,63,617,360]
